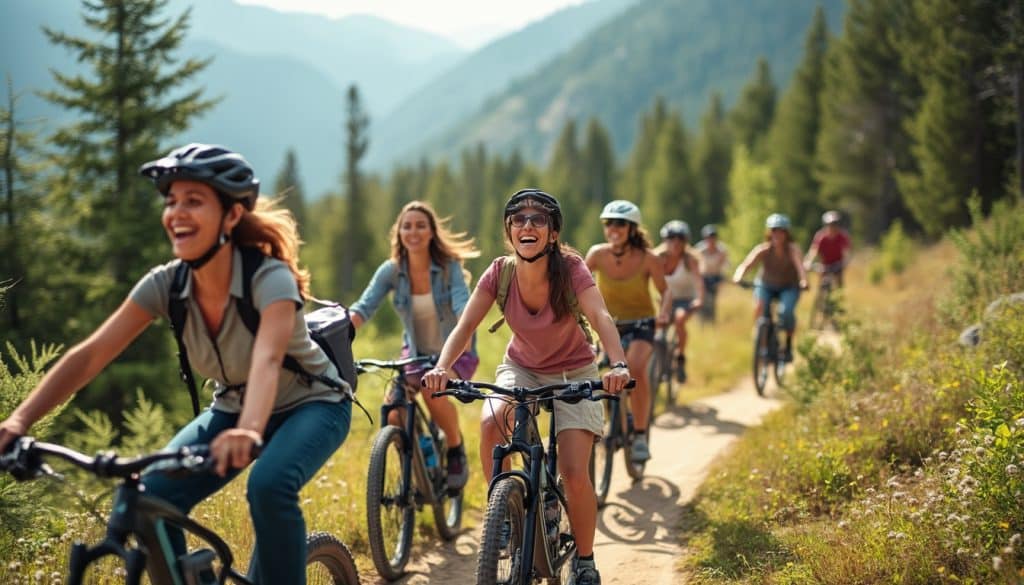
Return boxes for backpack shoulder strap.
[236,246,265,335]
[487,256,515,333]
[168,261,201,416]
[566,284,594,345]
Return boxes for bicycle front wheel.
[753,322,771,396]
[306,532,360,585]
[477,477,527,585]
[772,332,788,389]
[366,425,415,580]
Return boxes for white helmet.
[822,210,841,225]
[600,200,642,225]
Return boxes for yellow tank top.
[595,269,656,321]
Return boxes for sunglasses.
[602,218,629,228]
[509,213,550,229]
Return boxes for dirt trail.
[364,380,784,584]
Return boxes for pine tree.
[815,0,916,242]
[723,146,779,256]
[768,6,829,243]
[273,148,308,237]
[339,84,372,298]
[40,0,215,421]
[545,119,585,225]
[643,112,695,233]
[620,96,670,207]
[729,57,777,156]
[577,117,616,247]
[692,92,733,226]
[0,77,36,335]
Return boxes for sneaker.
[574,564,602,585]
[674,353,687,384]
[630,434,650,463]
[446,445,469,491]
[782,347,794,363]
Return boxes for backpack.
[487,256,593,344]
[169,246,357,416]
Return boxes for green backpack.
[487,256,594,344]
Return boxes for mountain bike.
[0,437,358,585]
[738,281,787,396]
[433,378,625,585]
[357,355,463,581]
[647,322,679,418]
[808,262,841,331]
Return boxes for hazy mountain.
[420,0,846,164]
[368,0,639,168]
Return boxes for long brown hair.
[502,202,581,321]
[625,223,653,251]
[389,201,480,274]
[232,197,311,299]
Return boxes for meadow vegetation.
[681,200,1024,583]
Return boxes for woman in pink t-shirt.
[422,189,630,585]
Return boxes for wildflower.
[1015,418,1024,428]
[837,520,849,528]
[975,446,987,456]
[1010,533,1022,547]
[993,556,1003,571]
[1007,464,1019,476]
[939,451,949,461]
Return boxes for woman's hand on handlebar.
[420,365,451,393]
[210,428,263,476]
[0,417,29,454]
[601,364,631,395]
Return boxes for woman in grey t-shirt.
[0,143,350,584]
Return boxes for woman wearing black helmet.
[422,189,631,585]
[0,143,352,584]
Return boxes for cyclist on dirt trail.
[655,220,705,383]
[733,213,809,363]
[695,223,730,323]
[585,200,671,464]
[0,143,351,585]
[350,200,480,492]
[421,189,631,585]
[804,210,852,287]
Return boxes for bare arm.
[790,243,809,288]
[577,285,630,394]
[212,298,295,475]
[584,244,602,271]
[0,298,154,451]
[646,250,672,323]
[733,244,766,282]
[689,254,706,307]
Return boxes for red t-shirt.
[812,229,850,266]
[477,255,596,373]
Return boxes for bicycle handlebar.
[432,378,633,405]
[355,354,437,374]
[0,437,214,482]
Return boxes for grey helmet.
[600,200,642,225]
[659,220,691,240]
[140,143,260,210]
[765,213,791,230]
[701,224,718,238]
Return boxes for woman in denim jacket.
[350,200,480,490]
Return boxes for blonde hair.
[389,201,480,272]
[232,197,311,299]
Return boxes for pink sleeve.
[476,257,504,297]
[568,254,596,294]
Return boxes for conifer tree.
[545,119,585,226]
[273,148,308,237]
[577,117,616,247]
[339,84,371,298]
[620,96,669,207]
[723,146,779,256]
[768,6,829,243]
[729,58,777,156]
[1,77,34,335]
[40,0,215,419]
[692,92,733,225]
[643,113,694,232]
[459,142,488,235]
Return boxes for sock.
[577,554,595,568]
[448,443,464,458]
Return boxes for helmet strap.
[516,243,551,263]
[185,209,232,270]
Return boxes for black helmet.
[701,224,717,238]
[140,143,260,210]
[504,188,562,232]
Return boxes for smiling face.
[162,180,238,261]
[602,218,632,247]
[398,209,434,255]
[507,204,556,257]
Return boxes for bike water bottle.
[179,548,217,585]
[419,435,437,469]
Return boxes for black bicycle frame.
[379,370,446,509]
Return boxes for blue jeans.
[142,400,351,585]
[754,284,800,332]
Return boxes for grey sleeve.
[251,259,304,312]
[128,262,177,320]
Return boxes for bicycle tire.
[772,331,787,388]
[305,531,360,585]
[753,321,770,396]
[622,400,645,481]
[646,338,667,421]
[432,433,464,541]
[593,402,615,507]
[476,477,527,585]
[366,425,415,581]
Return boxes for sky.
[235,0,586,49]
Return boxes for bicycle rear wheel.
[477,477,527,585]
[593,402,616,507]
[753,321,771,396]
[305,532,360,585]
[646,336,670,420]
[366,425,416,581]
[772,332,787,388]
[622,403,645,481]
[433,434,464,541]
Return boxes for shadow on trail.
[596,475,680,549]
[365,530,480,585]
[652,402,749,436]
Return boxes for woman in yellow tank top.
[585,200,671,465]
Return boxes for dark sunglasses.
[509,213,550,229]
[602,218,629,228]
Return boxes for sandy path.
[364,380,785,584]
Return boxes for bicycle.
[0,437,358,585]
[433,378,625,585]
[647,322,679,418]
[808,262,842,331]
[737,281,788,396]
[357,355,463,581]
